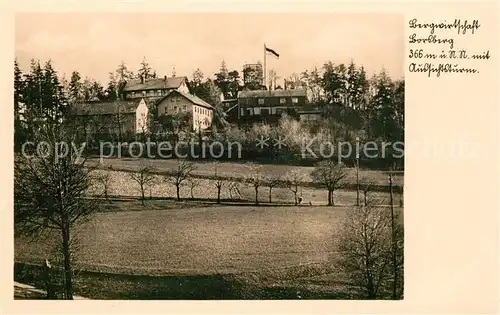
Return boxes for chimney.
[164,75,167,81]
[140,76,144,84]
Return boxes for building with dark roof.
[237,89,307,121]
[122,76,190,102]
[156,90,214,132]
[70,98,149,139]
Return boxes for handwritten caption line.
[407,18,490,77]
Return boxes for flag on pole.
[265,45,279,59]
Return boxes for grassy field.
[16,203,349,274]
[15,201,403,299]
[87,157,404,187]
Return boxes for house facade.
[122,76,190,102]
[70,98,149,139]
[156,90,213,132]
[237,89,307,119]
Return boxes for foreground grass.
[15,201,403,299]
[14,261,355,299]
[16,205,349,274]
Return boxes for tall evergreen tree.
[68,71,82,104]
[14,59,26,150]
[138,56,153,81]
[105,72,118,102]
[14,59,24,121]
[23,59,44,120]
[214,60,229,97]
[369,69,397,141]
[116,61,131,82]
[41,60,68,122]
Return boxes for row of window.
[241,107,288,116]
[129,89,166,98]
[257,97,299,105]
[195,106,211,117]
[159,104,212,117]
[171,105,188,113]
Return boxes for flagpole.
[263,43,266,90]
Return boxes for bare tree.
[266,176,281,203]
[244,165,265,205]
[213,163,225,203]
[14,123,100,299]
[129,166,156,205]
[283,169,305,205]
[96,172,112,203]
[311,160,347,206]
[165,159,196,201]
[187,177,199,199]
[359,176,376,206]
[336,197,404,299]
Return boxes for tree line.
[15,56,404,146]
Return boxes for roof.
[71,99,144,116]
[157,90,214,110]
[237,89,307,98]
[123,76,187,92]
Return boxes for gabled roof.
[157,90,214,110]
[123,76,187,92]
[71,99,144,116]
[237,89,307,98]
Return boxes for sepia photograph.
[13,12,404,300]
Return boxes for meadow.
[15,158,404,298]
[15,202,403,299]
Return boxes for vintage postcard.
[1,1,499,314]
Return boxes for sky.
[15,13,404,85]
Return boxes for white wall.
[178,81,190,94]
[135,98,149,133]
[193,105,213,132]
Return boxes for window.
[280,98,286,104]
[183,105,187,111]
[258,98,264,105]
[292,97,299,104]
[142,91,146,96]
[173,106,177,112]
[171,96,175,102]
[157,90,162,96]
